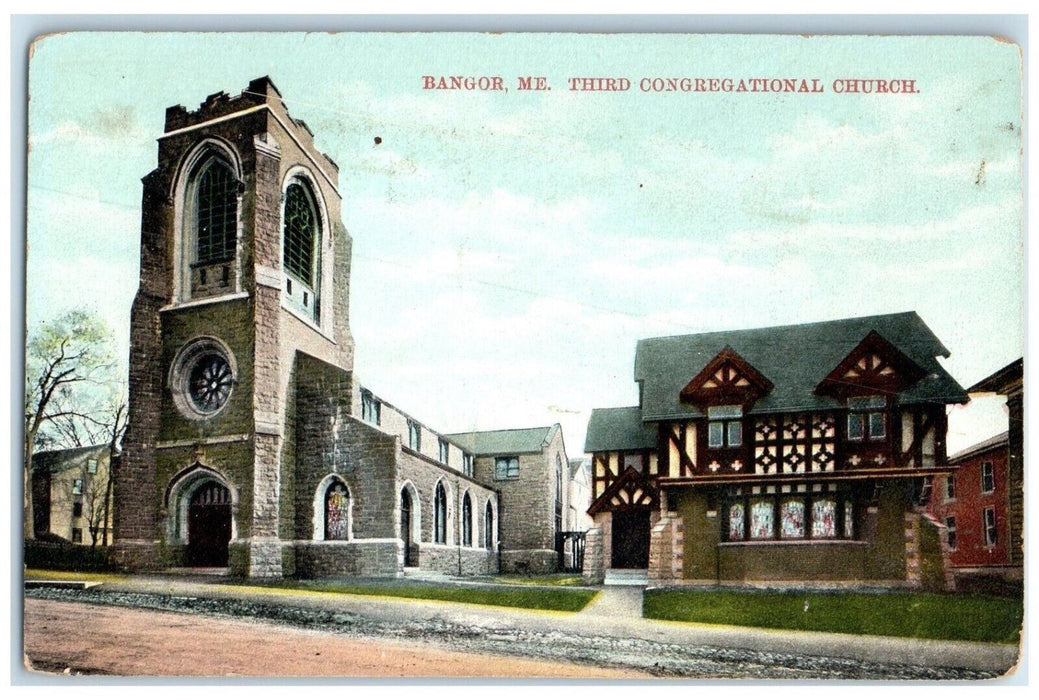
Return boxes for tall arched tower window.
[462,492,473,546]
[324,480,350,541]
[282,179,321,322]
[434,482,447,544]
[195,159,238,265]
[176,146,242,302]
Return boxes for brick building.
[583,312,966,589]
[929,356,1023,584]
[927,432,1016,577]
[32,444,114,546]
[111,78,504,578]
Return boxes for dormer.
[815,330,926,401]
[679,346,773,411]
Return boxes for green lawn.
[643,589,1023,643]
[267,579,599,612]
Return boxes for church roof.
[634,311,966,421]
[445,425,559,455]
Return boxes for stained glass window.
[196,160,237,264]
[283,182,317,285]
[780,499,805,538]
[324,482,349,540]
[728,503,745,540]
[750,500,774,539]
[812,499,836,538]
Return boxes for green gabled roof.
[635,311,967,421]
[585,406,658,453]
[444,425,559,456]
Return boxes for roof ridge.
[636,310,921,345]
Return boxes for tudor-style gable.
[587,467,659,516]
[815,330,927,401]
[679,346,773,409]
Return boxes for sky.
[25,32,1023,456]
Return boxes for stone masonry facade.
[113,77,573,580]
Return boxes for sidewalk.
[37,574,1021,675]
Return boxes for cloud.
[30,106,147,151]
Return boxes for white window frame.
[981,461,995,493]
[983,507,997,547]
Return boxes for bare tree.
[24,310,116,540]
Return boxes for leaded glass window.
[283,182,317,285]
[728,502,745,540]
[325,482,349,540]
[844,501,855,538]
[196,160,237,264]
[750,499,774,539]
[780,499,805,539]
[812,499,836,538]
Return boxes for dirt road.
[24,598,648,678]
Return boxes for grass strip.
[643,589,1022,644]
[263,579,598,612]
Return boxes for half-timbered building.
[583,312,967,588]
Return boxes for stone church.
[112,77,569,579]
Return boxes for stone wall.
[583,524,604,584]
[417,543,497,576]
[295,540,401,577]
[470,428,569,573]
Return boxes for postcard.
[21,29,1024,680]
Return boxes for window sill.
[161,291,250,313]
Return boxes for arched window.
[195,158,238,265]
[324,480,349,540]
[555,454,564,534]
[484,501,495,550]
[434,482,447,544]
[282,179,321,320]
[462,493,472,546]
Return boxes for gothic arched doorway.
[401,487,416,566]
[187,480,232,567]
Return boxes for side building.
[927,432,1016,581]
[584,312,967,589]
[445,426,570,573]
[32,444,114,546]
[112,77,498,579]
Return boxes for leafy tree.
[24,310,117,540]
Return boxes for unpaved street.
[23,581,1016,679]
[24,598,648,678]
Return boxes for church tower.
[114,77,354,577]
